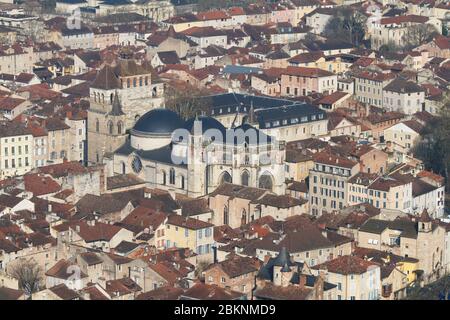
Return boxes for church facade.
[107,109,286,198]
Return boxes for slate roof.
[256,103,326,130]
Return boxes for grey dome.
[133,109,184,134]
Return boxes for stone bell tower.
[87,90,127,164]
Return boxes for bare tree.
[165,84,212,120]
[402,24,439,50]
[9,259,44,298]
[194,260,211,280]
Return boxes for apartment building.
[382,79,426,114]
[0,122,33,179]
[348,172,413,213]
[353,70,395,107]
[280,66,337,96]
[309,151,359,216]
[312,255,381,300]
[165,214,214,262]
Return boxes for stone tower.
[187,118,207,198]
[87,90,127,164]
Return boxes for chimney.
[299,274,307,288]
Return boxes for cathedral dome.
[131,108,185,151]
[132,109,184,135]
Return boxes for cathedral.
[106,109,287,197]
[87,58,164,164]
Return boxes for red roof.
[434,35,450,50]
[380,15,428,25]
[24,174,61,196]
[312,255,379,275]
[283,66,334,77]
[317,91,349,105]
[196,10,230,21]
[0,96,26,111]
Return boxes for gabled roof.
[206,255,259,278]
[45,259,88,280]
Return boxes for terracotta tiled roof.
[46,259,88,280]
[380,15,428,25]
[312,255,379,275]
[136,285,184,300]
[166,214,213,230]
[284,66,334,77]
[206,254,260,279]
[313,151,358,169]
[24,174,61,196]
[254,283,312,300]
[181,283,244,300]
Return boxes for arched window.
[101,93,104,103]
[223,206,229,225]
[181,175,185,189]
[241,209,247,226]
[117,121,123,134]
[169,168,175,185]
[121,161,126,174]
[133,78,137,87]
[162,171,168,185]
[145,76,149,85]
[219,171,232,185]
[95,119,99,133]
[110,93,113,104]
[108,121,113,135]
[94,92,97,102]
[241,171,249,186]
[127,79,130,88]
[259,172,274,191]
[139,77,143,87]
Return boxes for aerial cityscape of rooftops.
[0,0,448,302]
